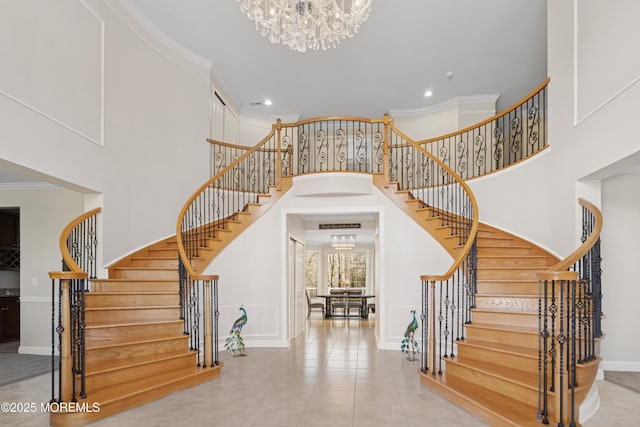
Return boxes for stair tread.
[85,320,183,330]
[79,365,220,405]
[472,307,537,315]
[459,339,538,358]
[112,267,178,270]
[86,350,194,375]
[477,235,513,240]
[85,305,179,311]
[477,255,548,259]
[476,293,538,298]
[423,371,541,426]
[466,322,537,334]
[86,334,187,351]
[87,291,178,296]
[91,279,178,283]
[477,244,533,249]
[449,357,538,388]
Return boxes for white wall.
[390,95,498,141]
[600,174,640,370]
[0,188,86,354]
[0,0,213,266]
[548,1,640,371]
[204,173,452,350]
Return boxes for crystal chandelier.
[237,0,372,53]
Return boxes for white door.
[294,239,305,337]
[288,238,295,339]
[289,238,306,339]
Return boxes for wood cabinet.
[0,211,19,247]
[0,296,20,341]
[0,209,19,271]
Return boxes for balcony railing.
[417,78,549,180]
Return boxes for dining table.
[317,294,375,319]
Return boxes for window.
[305,251,319,297]
[327,251,367,288]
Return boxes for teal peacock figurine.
[225,305,247,356]
[401,309,420,361]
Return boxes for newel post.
[197,274,219,368]
[275,119,283,191]
[383,113,390,187]
[49,271,87,402]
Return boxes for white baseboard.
[579,381,600,423]
[19,345,55,356]
[599,360,640,372]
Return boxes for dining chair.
[306,290,325,318]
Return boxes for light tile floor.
[1,317,639,426]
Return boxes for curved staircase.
[375,173,602,426]
[49,180,291,426]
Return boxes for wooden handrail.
[58,207,101,273]
[387,123,480,283]
[206,139,250,149]
[415,78,550,146]
[549,198,603,272]
[177,126,278,279]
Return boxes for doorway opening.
[286,210,379,342]
[0,207,20,353]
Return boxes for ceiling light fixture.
[237,0,372,53]
[424,90,433,97]
[264,99,273,106]
[331,234,356,250]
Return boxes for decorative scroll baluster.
[50,208,100,406]
[538,272,582,426]
[417,79,548,179]
[49,272,88,405]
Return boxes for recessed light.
[424,90,433,97]
[445,70,454,79]
[264,99,273,106]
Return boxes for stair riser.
[465,326,538,350]
[85,294,179,308]
[472,311,538,328]
[456,347,538,374]
[91,281,179,293]
[476,237,516,247]
[475,296,539,312]
[85,322,184,345]
[83,353,195,392]
[129,258,179,268]
[85,307,180,325]
[50,367,221,427]
[476,281,539,295]
[147,249,178,257]
[477,257,550,268]
[86,337,188,365]
[477,247,533,256]
[110,269,179,280]
[446,362,541,408]
[477,269,539,280]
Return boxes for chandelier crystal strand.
[237,0,372,52]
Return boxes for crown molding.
[389,94,500,118]
[0,182,60,191]
[110,0,217,86]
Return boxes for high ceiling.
[120,0,548,120]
